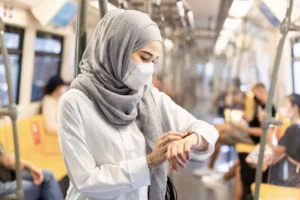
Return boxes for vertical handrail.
[75,0,108,77]
[253,0,293,199]
[75,0,88,77]
[144,0,152,15]
[98,0,108,18]
[0,18,24,200]
[180,21,187,106]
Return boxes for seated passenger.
[232,90,245,110]
[269,93,300,187]
[0,142,63,200]
[42,76,68,134]
[198,83,276,200]
[207,83,275,170]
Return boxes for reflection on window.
[0,26,23,107]
[0,55,21,106]
[292,39,300,94]
[3,32,21,49]
[34,38,62,54]
[31,32,63,102]
[293,62,300,94]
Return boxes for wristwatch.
[182,130,200,148]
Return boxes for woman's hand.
[167,134,199,172]
[148,132,183,169]
[29,166,44,185]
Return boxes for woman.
[42,76,68,134]
[269,93,300,187]
[58,9,218,200]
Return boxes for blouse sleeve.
[58,96,151,199]
[151,87,219,160]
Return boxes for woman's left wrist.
[187,133,199,149]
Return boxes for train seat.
[235,143,256,153]
[0,115,67,181]
[251,183,300,200]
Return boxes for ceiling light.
[214,36,229,55]
[176,1,185,17]
[223,17,242,31]
[229,0,254,18]
[153,0,161,6]
[187,10,195,29]
[164,38,174,50]
[220,29,233,38]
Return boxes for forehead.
[138,41,161,57]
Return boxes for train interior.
[0,0,300,199]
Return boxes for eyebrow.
[141,51,154,57]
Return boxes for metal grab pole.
[98,0,108,19]
[253,0,293,199]
[144,0,152,16]
[75,0,88,77]
[0,18,24,200]
[180,19,187,106]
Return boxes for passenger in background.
[0,142,63,200]
[214,91,233,118]
[232,90,245,110]
[199,83,275,195]
[42,76,68,134]
[236,83,276,199]
[268,93,300,187]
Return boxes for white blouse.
[58,88,218,200]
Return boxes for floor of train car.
[173,98,237,200]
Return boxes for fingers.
[167,145,173,171]
[173,143,188,168]
[170,143,179,171]
[184,142,192,160]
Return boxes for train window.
[31,32,63,102]
[292,39,300,94]
[0,26,24,107]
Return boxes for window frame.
[0,25,24,106]
[31,31,64,102]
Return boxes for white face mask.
[123,59,154,90]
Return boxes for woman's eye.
[140,56,147,61]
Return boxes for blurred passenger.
[268,94,300,187]
[0,142,63,200]
[58,10,218,200]
[42,76,68,134]
[198,83,275,187]
[232,90,245,110]
[214,92,233,118]
[236,83,276,199]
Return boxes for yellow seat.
[235,143,256,153]
[0,115,67,181]
[251,183,300,200]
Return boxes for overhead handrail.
[253,0,300,199]
[0,18,24,200]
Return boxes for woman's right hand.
[148,132,183,169]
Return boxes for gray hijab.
[71,9,166,200]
